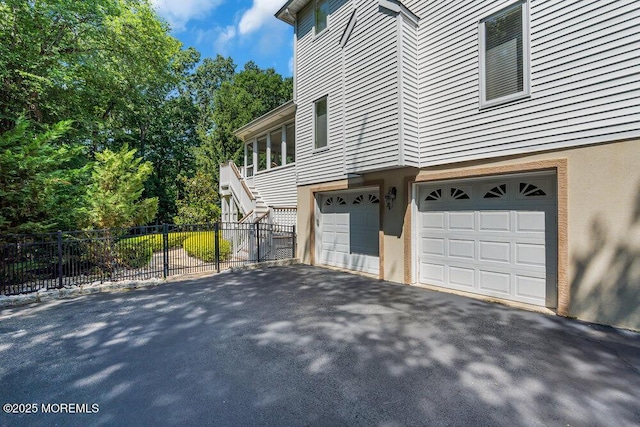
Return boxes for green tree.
[140,95,200,223]
[173,171,221,225]
[0,117,89,234]
[204,61,293,174]
[189,55,236,138]
[0,0,180,139]
[176,61,293,224]
[110,49,202,223]
[83,145,158,229]
[0,0,192,228]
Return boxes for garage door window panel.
[516,178,552,201]
[451,187,471,200]
[484,183,508,199]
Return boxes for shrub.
[115,232,190,268]
[183,232,232,262]
[115,231,228,266]
[118,232,190,253]
[115,242,153,268]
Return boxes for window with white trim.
[315,0,329,34]
[314,97,328,149]
[479,1,530,107]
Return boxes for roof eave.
[233,100,297,141]
[275,0,311,25]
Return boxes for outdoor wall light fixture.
[385,186,397,210]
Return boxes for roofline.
[275,0,310,25]
[233,100,297,140]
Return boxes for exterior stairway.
[219,161,269,223]
[249,186,269,221]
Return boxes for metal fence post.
[162,223,169,278]
[256,222,260,262]
[214,222,220,273]
[292,225,296,259]
[57,230,63,289]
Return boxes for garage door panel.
[422,212,446,230]
[516,211,547,233]
[478,270,511,295]
[334,232,349,245]
[515,275,547,300]
[478,241,511,263]
[449,266,475,288]
[449,212,475,230]
[448,239,475,259]
[422,237,446,256]
[323,242,348,254]
[479,211,511,232]
[420,262,445,284]
[515,243,546,267]
[417,173,557,308]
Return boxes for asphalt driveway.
[1,265,639,426]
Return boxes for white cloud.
[214,26,238,54]
[238,0,281,35]
[151,0,224,32]
[194,25,238,56]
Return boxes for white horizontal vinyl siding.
[344,1,401,173]
[295,0,351,186]
[401,14,420,168]
[414,0,640,166]
[253,164,298,207]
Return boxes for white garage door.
[416,172,557,307]
[317,190,380,275]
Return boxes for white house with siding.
[220,0,640,331]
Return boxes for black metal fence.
[0,222,296,296]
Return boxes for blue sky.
[151,0,294,77]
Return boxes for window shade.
[484,5,523,101]
[315,99,327,149]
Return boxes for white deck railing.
[219,161,255,217]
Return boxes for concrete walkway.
[1,265,638,426]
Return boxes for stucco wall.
[297,139,640,330]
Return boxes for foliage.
[198,61,293,179]
[106,48,201,223]
[0,0,181,137]
[0,0,294,231]
[175,60,293,222]
[183,232,232,262]
[115,241,153,269]
[173,171,221,225]
[116,230,230,267]
[117,231,190,254]
[0,117,88,234]
[83,145,158,229]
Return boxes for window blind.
[484,5,523,101]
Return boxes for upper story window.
[314,97,328,150]
[479,1,530,108]
[315,0,329,34]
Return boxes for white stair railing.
[219,161,256,217]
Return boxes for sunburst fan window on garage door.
[520,182,546,197]
[451,188,471,200]
[425,189,442,201]
[484,184,507,199]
